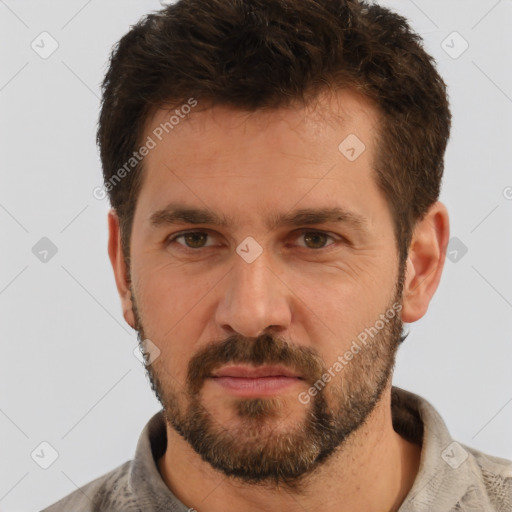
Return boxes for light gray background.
[1,1,511,510]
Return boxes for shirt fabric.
[41,387,512,511]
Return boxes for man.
[42,0,512,511]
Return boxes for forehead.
[134,89,387,230]
[144,88,379,160]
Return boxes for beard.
[131,274,405,493]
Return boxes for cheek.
[290,259,392,319]
[135,259,219,317]
[288,265,397,363]
[133,268,210,375]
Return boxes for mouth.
[210,364,303,379]
[208,365,304,397]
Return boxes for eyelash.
[166,230,342,252]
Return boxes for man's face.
[127,90,404,487]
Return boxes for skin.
[108,88,450,512]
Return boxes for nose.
[215,246,292,338]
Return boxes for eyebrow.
[149,203,368,232]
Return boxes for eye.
[166,229,341,252]
[167,231,217,249]
[294,231,337,250]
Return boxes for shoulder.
[40,460,138,512]
[392,387,512,511]
[462,443,512,511]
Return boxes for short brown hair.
[97,0,451,268]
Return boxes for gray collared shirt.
[41,387,512,511]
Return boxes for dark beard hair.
[132,283,404,492]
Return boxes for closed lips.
[210,366,302,379]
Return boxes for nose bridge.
[215,241,291,337]
[233,245,273,301]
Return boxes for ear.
[107,209,136,329]
[401,201,450,323]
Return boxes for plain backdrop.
[1,1,511,510]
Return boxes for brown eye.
[168,231,214,249]
[299,231,335,249]
[182,232,208,248]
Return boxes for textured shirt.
[41,387,512,511]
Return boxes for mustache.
[187,333,326,394]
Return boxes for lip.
[210,375,302,396]
[210,365,302,379]
[208,365,303,398]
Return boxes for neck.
[157,386,421,512]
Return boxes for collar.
[126,386,490,511]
